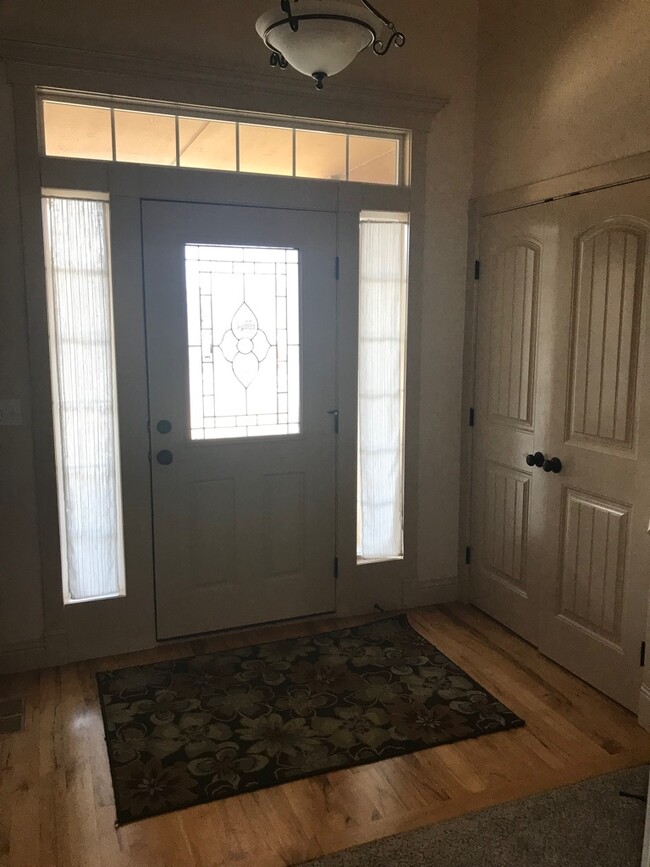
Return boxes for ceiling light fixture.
[256,0,405,90]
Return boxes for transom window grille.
[39,91,407,187]
[186,244,301,440]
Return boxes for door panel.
[557,489,628,642]
[143,201,337,639]
[471,209,545,644]
[567,224,644,451]
[472,179,650,710]
[487,242,539,429]
[483,461,530,588]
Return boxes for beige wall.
[0,1,478,661]
[474,0,650,196]
[0,76,44,650]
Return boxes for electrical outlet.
[0,400,23,426]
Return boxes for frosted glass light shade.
[256,1,376,80]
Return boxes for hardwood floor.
[1,603,649,867]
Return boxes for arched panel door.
[472,180,650,711]
[471,207,546,646]
[536,184,650,710]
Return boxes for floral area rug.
[96,615,525,824]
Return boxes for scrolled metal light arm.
[280,0,300,32]
[358,0,406,54]
[278,0,405,55]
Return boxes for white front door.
[471,179,650,710]
[143,201,338,639]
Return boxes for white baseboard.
[0,638,46,675]
[639,683,650,732]
[336,571,405,618]
[0,579,461,675]
[403,577,459,608]
[641,684,650,867]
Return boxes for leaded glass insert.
[186,244,301,440]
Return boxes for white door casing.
[471,180,650,710]
[143,201,338,640]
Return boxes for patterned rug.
[96,615,525,824]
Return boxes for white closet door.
[536,181,650,710]
[470,204,546,645]
[472,179,650,711]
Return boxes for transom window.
[39,91,407,186]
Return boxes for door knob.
[526,452,545,468]
[543,457,562,474]
[157,450,174,465]
[157,419,172,434]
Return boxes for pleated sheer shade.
[357,213,409,561]
[43,195,125,602]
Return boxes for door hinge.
[469,407,475,427]
[641,641,646,667]
[334,557,339,578]
[335,256,340,280]
[465,546,471,565]
[474,259,480,280]
[328,409,339,434]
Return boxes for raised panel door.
[470,207,545,644]
[536,182,650,709]
[143,201,337,639]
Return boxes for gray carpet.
[304,766,648,867]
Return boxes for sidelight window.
[43,192,126,602]
[357,211,410,562]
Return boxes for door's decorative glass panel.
[357,211,409,562]
[42,193,126,602]
[186,244,301,439]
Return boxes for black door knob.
[526,452,545,468]
[157,450,174,465]
[543,457,562,474]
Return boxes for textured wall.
[474,0,650,195]
[0,76,44,650]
